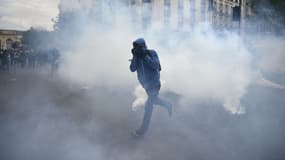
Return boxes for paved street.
[0,71,284,160]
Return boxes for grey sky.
[0,0,60,31]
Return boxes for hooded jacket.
[130,39,161,89]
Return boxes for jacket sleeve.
[130,56,138,72]
[143,50,160,70]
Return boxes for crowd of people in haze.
[0,47,60,73]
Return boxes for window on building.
[164,0,171,25]
[178,0,184,26]
[232,6,241,21]
[143,0,152,3]
[209,0,214,10]
[130,0,135,5]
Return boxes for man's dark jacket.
[130,39,161,89]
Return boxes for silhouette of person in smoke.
[130,38,172,137]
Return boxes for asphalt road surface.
[0,70,285,160]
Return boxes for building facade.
[66,0,257,32]
[0,30,24,49]
[211,0,254,30]
[127,0,213,31]
[84,0,216,31]
[88,0,253,31]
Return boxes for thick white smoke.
[57,2,255,114]
[161,30,253,114]
[254,36,285,74]
[1,1,285,160]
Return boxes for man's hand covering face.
[132,41,147,59]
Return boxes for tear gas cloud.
[1,1,285,160]
[58,1,255,114]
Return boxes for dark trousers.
[137,85,169,135]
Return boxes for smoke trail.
[132,84,147,111]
